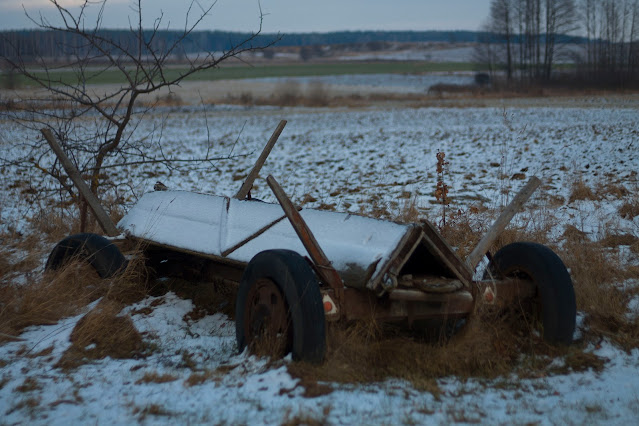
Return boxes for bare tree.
[1,0,276,230]
[489,0,515,81]
[542,0,578,80]
[578,0,639,85]
[485,0,577,83]
[473,23,501,80]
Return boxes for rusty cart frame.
[44,122,577,363]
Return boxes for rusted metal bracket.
[235,120,287,200]
[41,128,120,237]
[466,176,541,271]
[266,175,345,308]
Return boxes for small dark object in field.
[475,73,491,86]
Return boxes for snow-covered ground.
[2,293,639,425]
[1,91,638,424]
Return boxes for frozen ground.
[4,101,638,237]
[2,293,639,425]
[1,93,639,424]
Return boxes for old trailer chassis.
[134,173,540,325]
[43,121,574,363]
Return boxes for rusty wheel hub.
[244,278,291,357]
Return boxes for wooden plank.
[466,176,541,271]
[266,175,344,295]
[235,120,287,200]
[41,128,120,237]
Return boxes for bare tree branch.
[1,0,279,231]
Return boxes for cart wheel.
[236,249,326,363]
[46,233,127,278]
[484,242,576,344]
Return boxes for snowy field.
[1,96,639,424]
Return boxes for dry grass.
[437,208,486,259]
[560,236,639,350]
[619,200,639,220]
[0,240,151,345]
[133,403,173,420]
[288,304,575,393]
[184,370,216,387]
[0,262,107,343]
[56,299,145,369]
[569,179,598,203]
[282,409,329,426]
[15,377,41,393]
[135,372,178,385]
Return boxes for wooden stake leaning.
[465,176,541,271]
[266,175,344,301]
[235,120,287,200]
[41,128,120,237]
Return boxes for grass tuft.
[569,179,598,203]
[56,299,145,369]
[135,372,178,384]
[184,370,216,387]
[0,261,107,343]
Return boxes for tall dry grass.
[288,175,638,388]
[0,248,150,344]
[0,261,106,343]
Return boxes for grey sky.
[0,1,491,33]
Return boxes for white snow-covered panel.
[118,191,412,286]
[227,206,410,278]
[223,198,289,251]
[117,191,228,255]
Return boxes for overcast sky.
[0,0,492,33]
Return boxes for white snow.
[2,293,639,424]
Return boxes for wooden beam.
[41,128,120,237]
[266,175,344,298]
[235,120,287,200]
[466,176,541,271]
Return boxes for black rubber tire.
[236,249,326,363]
[485,242,576,345]
[45,233,127,278]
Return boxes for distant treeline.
[0,29,494,59]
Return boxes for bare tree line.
[479,0,639,86]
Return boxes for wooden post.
[41,128,120,237]
[235,120,287,200]
[266,175,344,299]
[466,176,541,271]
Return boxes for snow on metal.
[118,190,411,288]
